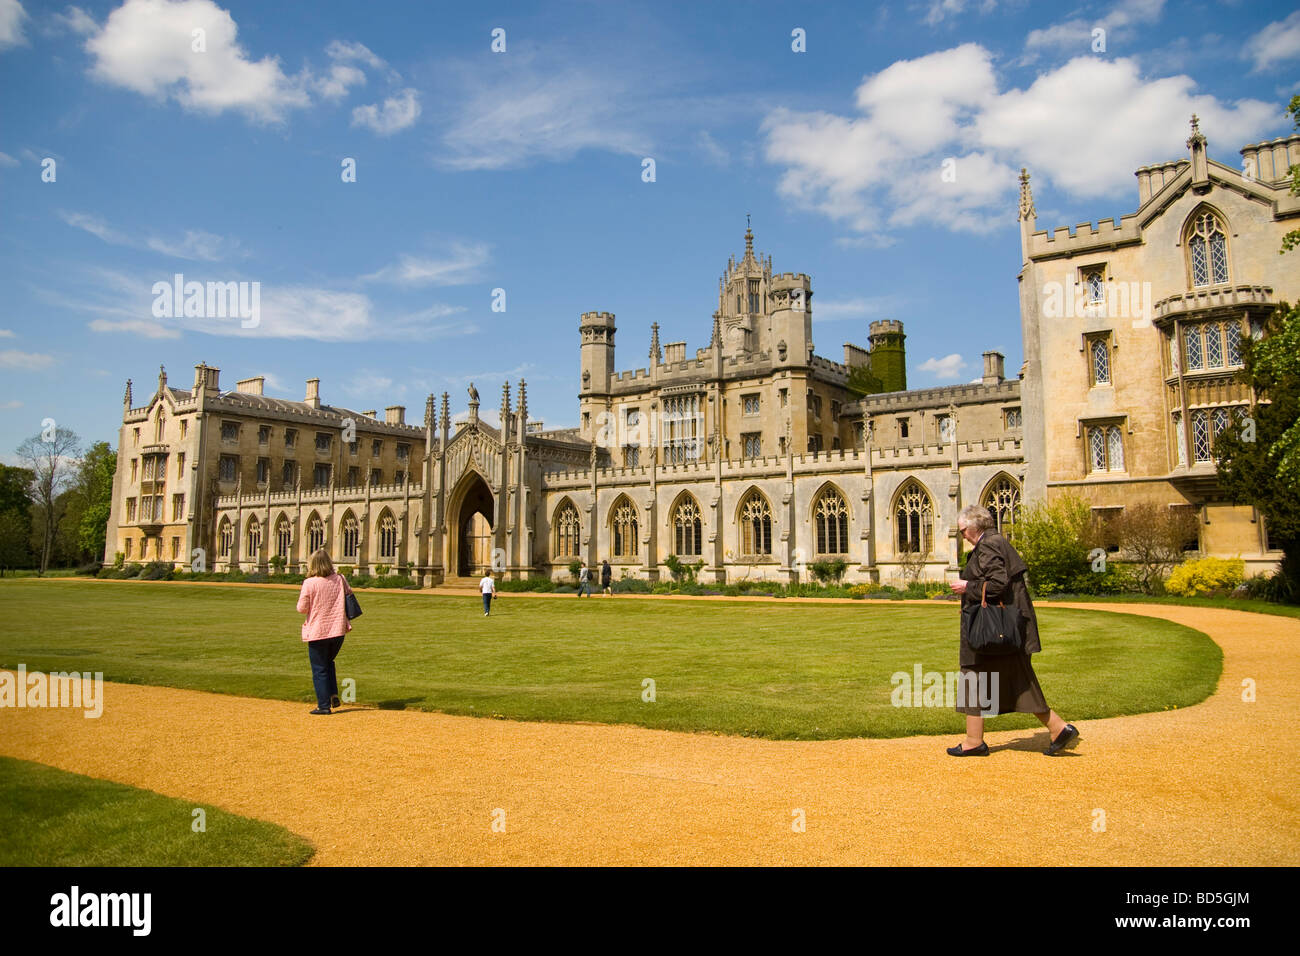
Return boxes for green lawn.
[0,756,314,866]
[0,579,1222,739]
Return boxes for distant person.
[480,570,496,616]
[295,548,353,715]
[601,558,613,596]
[578,561,591,598]
[947,505,1078,757]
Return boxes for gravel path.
[2,602,1295,865]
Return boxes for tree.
[0,464,34,574]
[1280,95,1300,254]
[16,427,83,576]
[72,441,116,563]
[1214,301,1300,600]
[1112,502,1200,594]
[1006,492,1107,595]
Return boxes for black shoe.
[1046,724,1079,755]
[330,694,341,709]
[946,741,989,756]
[310,707,331,715]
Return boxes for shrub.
[612,578,651,594]
[1245,569,1297,604]
[497,577,556,592]
[338,565,353,578]
[664,554,705,583]
[1007,492,1105,596]
[76,561,103,577]
[119,563,143,579]
[269,555,286,573]
[808,559,848,585]
[567,559,582,583]
[1165,557,1246,597]
[374,564,390,576]
[1111,502,1200,594]
[112,551,125,569]
[244,571,269,583]
[140,561,173,581]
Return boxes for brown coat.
[958,531,1040,668]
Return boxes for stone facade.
[105,120,1294,582]
[1017,118,1300,575]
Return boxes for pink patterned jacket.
[296,573,354,642]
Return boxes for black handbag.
[344,591,363,620]
[964,581,1022,654]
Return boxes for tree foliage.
[15,427,83,575]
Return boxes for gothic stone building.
[104,122,1293,584]
[1017,118,1299,576]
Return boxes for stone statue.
[467,382,479,404]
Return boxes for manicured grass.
[0,579,1222,739]
[1042,593,1300,619]
[0,756,314,866]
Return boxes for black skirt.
[955,651,1049,716]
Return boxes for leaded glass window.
[1169,333,1180,374]
[307,515,325,552]
[814,488,849,555]
[1192,410,1211,462]
[612,497,639,558]
[895,481,933,556]
[275,517,292,558]
[1185,327,1203,370]
[1205,323,1223,368]
[341,514,359,559]
[1089,427,1107,472]
[1187,211,1229,287]
[1224,321,1242,366]
[1173,412,1187,466]
[1212,408,1229,436]
[554,503,580,558]
[1085,270,1104,304]
[246,516,261,560]
[673,497,702,556]
[982,477,1021,532]
[218,518,233,557]
[742,433,761,458]
[1107,425,1124,471]
[1091,338,1110,385]
[662,394,701,464]
[740,490,772,555]
[378,513,397,559]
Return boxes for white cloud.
[90,318,181,339]
[325,39,384,71]
[0,328,14,337]
[917,353,966,379]
[812,296,902,321]
[341,370,398,398]
[0,349,54,369]
[0,400,22,409]
[59,209,129,244]
[434,60,649,171]
[0,0,28,50]
[762,45,1278,240]
[145,229,240,261]
[85,0,310,123]
[314,62,364,100]
[351,87,420,135]
[921,0,996,27]
[362,242,489,286]
[1024,0,1165,61]
[1244,11,1300,72]
[51,5,96,36]
[0,151,17,167]
[696,130,729,166]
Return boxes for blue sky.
[1,0,1297,459]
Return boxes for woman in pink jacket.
[296,549,354,715]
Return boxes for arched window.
[611,496,639,558]
[378,512,397,559]
[155,410,166,443]
[218,517,233,558]
[672,495,702,556]
[307,514,325,552]
[894,480,933,556]
[739,489,772,555]
[554,501,580,558]
[1090,338,1110,385]
[275,516,292,558]
[982,475,1021,533]
[245,515,262,560]
[1186,209,1229,287]
[341,513,359,559]
[813,486,849,555]
[1087,424,1125,472]
[1172,411,1187,466]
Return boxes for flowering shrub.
[1164,557,1245,596]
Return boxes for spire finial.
[124,378,133,407]
[650,321,661,362]
[518,379,527,419]
[744,215,754,256]
[1186,113,1206,151]
[711,311,722,349]
[1018,167,1036,222]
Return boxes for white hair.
[957,504,995,533]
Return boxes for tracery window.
[1183,321,1245,372]
[662,394,701,464]
[739,490,772,555]
[1090,337,1111,385]
[218,518,233,557]
[307,515,325,552]
[894,481,933,556]
[341,514,359,559]
[275,517,292,559]
[673,496,702,556]
[246,515,262,560]
[611,496,639,558]
[814,488,849,555]
[1086,424,1125,472]
[378,513,397,559]
[982,476,1021,533]
[1187,210,1229,287]
[554,502,581,558]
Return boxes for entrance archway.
[449,471,495,577]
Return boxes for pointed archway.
[448,470,495,577]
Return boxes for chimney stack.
[982,351,1005,385]
[305,378,320,409]
[385,405,405,425]
[236,376,264,396]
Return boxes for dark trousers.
[308,635,345,709]
[482,593,492,614]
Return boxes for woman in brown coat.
[946,504,1078,756]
